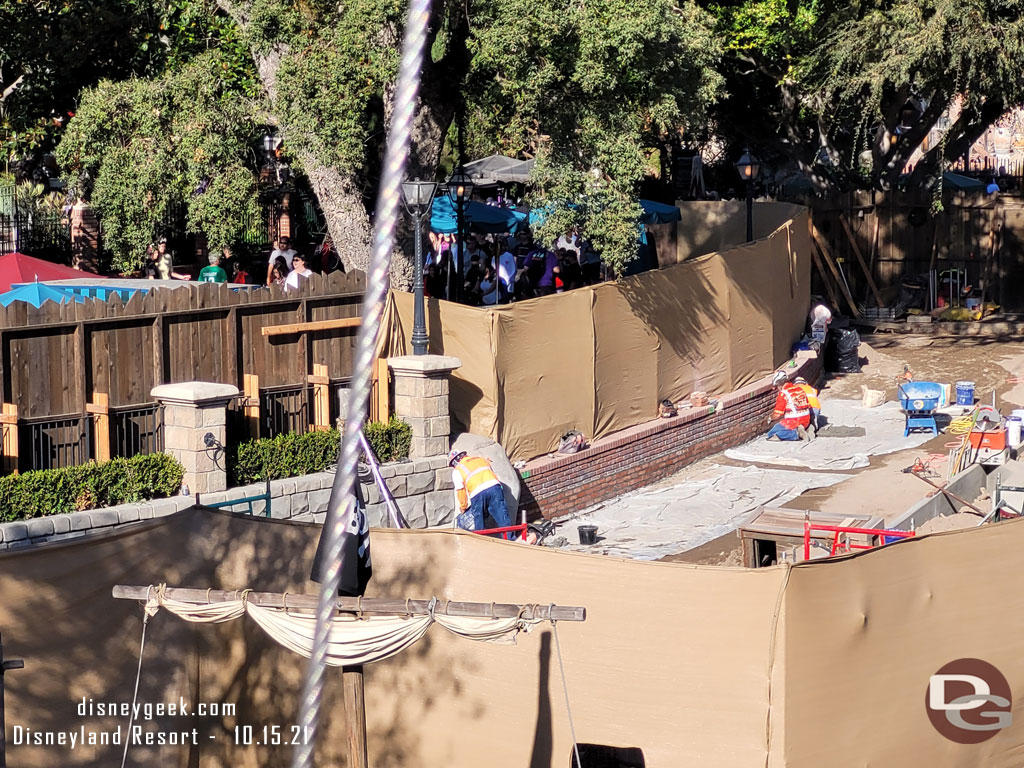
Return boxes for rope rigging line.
[120,587,153,768]
[551,618,582,768]
[290,0,434,764]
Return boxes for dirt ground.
[663,334,1024,566]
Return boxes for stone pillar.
[151,382,239,494]
[388,355,462,459]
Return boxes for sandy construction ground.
[665,334,1024,565]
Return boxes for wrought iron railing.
[19,413,92,472]
[110,403,164,459]
[260,384,311,438]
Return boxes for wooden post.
[309,364,330,431]
[376,358,389,422]
[0,404,18,475]
[86,392,110,462]
[243,374,260,439]
[0,633,24,768]
[343,666,369,768]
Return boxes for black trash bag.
[825,328,861,373]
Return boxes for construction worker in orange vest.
[450,450,515,538]
[766,371,813,441]
[794,376,822,432]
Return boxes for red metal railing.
[803,522,915,561]
[474,523,528,541]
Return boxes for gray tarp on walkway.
[564,465,850,560]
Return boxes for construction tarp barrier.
[8,509,1024,767]
[782,519,1024,768]
[383,204,812,461]
[0,508,786,768]
[674,200,806,263]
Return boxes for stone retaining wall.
[0,456,456,550]
[519,352,824,520]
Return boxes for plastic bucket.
[577,525,598,545]
[1012,409,1024,422]
[1009,417,1023,448]
[955,381,975,406]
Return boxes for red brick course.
[519,354,823,520]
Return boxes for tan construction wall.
[5,509,1024,767]
[384,204,811,460]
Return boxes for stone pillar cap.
[388,355,462,374]
[151,381,240,406]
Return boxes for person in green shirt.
[198,252,228,284]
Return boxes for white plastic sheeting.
[565,465,850,560]
[724,399,935,470]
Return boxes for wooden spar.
[111,585,587,622]
[261,316,362,336]
[0,634,24,768]
[114,586,585,768]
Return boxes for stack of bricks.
[388,355,461,459]
[519,353,823,520]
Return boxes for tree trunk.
[218,0,464,289]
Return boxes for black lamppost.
[446,166,474,302]
[401,179,439,355]
[735,148,760,243]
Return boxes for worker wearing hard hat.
[794,376,822,433]
[449,450,514,538]
[767,372,813,441]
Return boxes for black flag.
[310,477,372,597]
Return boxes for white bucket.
[1013,409,1024,422]
[1008,417,1023,449]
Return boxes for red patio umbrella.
[0,252,100,294]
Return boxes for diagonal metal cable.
[289,0,433,763]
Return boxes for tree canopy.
[705,0,1024,191]
[15,0,1024,274]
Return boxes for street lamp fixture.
[401,179,439,355]
[735,148,760,242]
[445,166,474,302]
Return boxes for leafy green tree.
[56,54,260,272]
[0,0,165,165]
[465,0,722,267]
[706,0,1024,191]
[207,0,722,276]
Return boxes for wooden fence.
[0,271,390,474]
[809,190,1024,314]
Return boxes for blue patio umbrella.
[639,199,682,225]
[430,197,527,234]
[0,281,83,307]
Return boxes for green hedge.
[0,453,185,521]
[228,417,413,486]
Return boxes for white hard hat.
[772,371,788,387]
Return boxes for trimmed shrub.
[364,416,413,463]
[0,452,185,521]
[228,417,413,485]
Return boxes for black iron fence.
[19,413,92,472]
[260,384,311,438]
[110,403,164,459]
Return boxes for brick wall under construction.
[520,353,824,520]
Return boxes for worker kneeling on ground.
[450,450,515,539]
[766,372,814,442]
[794,376,821,432]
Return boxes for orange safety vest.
[797,383,821,410]
[454,457,499,510]
[777,382,810,427]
